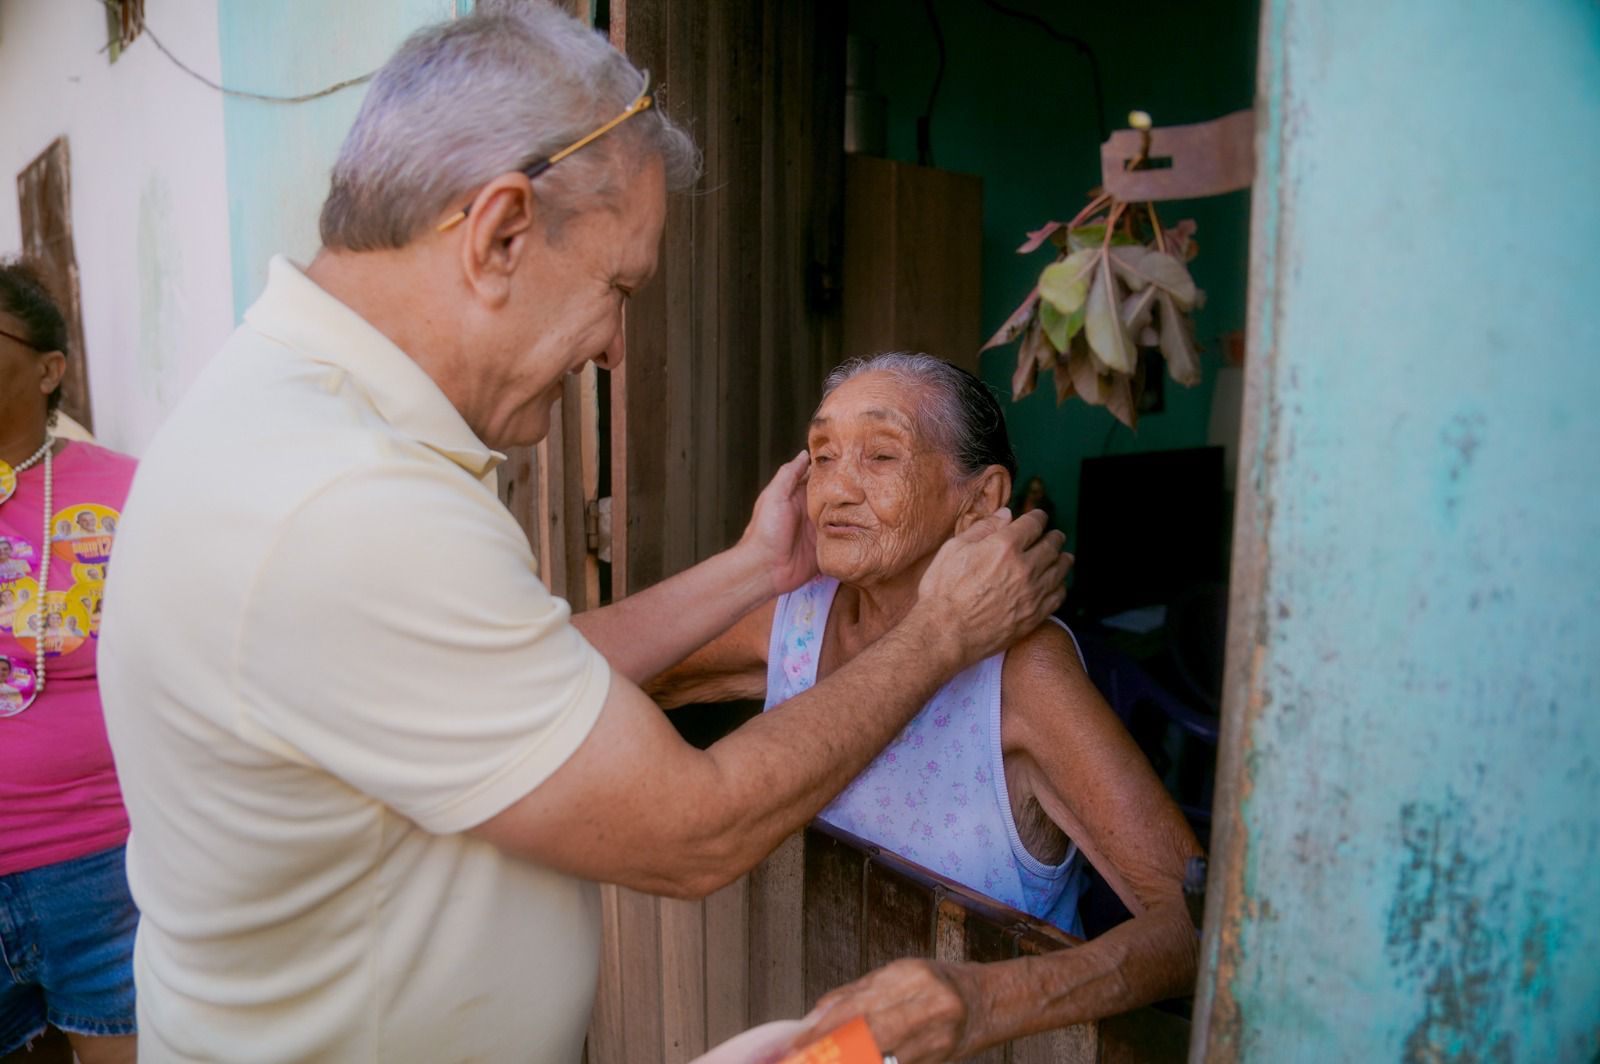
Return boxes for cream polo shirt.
[99,257,611,1063]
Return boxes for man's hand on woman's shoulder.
[909,508,1073,671]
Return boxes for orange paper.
[774,1016,881,1064]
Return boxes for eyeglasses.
[436,75,655,233]
[0,325,41,351]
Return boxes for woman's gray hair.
[820,352,1018,481]
[319,0,700,251]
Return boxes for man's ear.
[954,465,1012,533]
[458,173,540,308]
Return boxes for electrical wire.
[917,0,947,167]
[93,0,374,104]
[978,0,1108,143]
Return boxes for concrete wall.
[0,0,234,454]
[1195,1,1600,1059]
[216,0,465,319]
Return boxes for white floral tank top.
[764,576,1087,935]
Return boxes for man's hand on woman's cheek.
[738,450,820,597]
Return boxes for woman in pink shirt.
[0,260,137,1064]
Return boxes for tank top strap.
[764,576,839,708]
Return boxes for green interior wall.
[847,0,1258,544]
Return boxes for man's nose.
[594,325,625,371]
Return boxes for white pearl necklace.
[2,435,54,711]
[34,439,54,699]
[10,436,51,477]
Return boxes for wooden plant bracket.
[1101,108,1255,202]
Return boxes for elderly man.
[98,3,1068,1062]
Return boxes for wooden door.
[491,0,845,1059]
[17,137,93,432]
[586,3,845,1059]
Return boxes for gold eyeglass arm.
[435,90,655,234]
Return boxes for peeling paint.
[1193,1,1600,1060]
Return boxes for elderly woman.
[652,352,1201,1062]
[0,259,138,1064]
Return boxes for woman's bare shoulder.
[999,620,1116,746]
[1002,620,1093,693]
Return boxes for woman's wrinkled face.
[806,373,967,586]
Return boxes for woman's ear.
[954,466,1013,533]
[458,173,540,308]
[37,350,66,397]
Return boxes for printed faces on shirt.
[3,504,118,653]
[0,653,38,718]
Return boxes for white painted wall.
[0,0,234,455]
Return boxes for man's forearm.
[572,546,772,683]
[679,607,968,887]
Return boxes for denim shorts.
[0,844,138,1054]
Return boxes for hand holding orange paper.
[775,1016,884,1064]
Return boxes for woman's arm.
[798,624,1202,1062]
[642,599,775,709]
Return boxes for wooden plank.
[1009,1025,1098,1064]
[933,895,967,964]
[16,137,92,431]
[659,896,707,1063]
[659,0,698,581]
[749,832,805,1024]
[758,0,845,471]
[962,912,1015,966]
[534,439,554,588]
[496,444,538,551]
[617,0,677,593]
[1100,109,1255,203]
[801,827,866,1010]
[841,156,983,374]
[937,893,1003,1064]
[560,381,591,611]
[687,0,721,564]
[544,398,569,599]
[609,335,629,603]
[577,361,602,608]
[586,884,627,1064]
[703,875,750,1048]
[861,859,935,972]
[617,887,666,1062]
[711,0,766,549]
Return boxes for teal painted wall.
[1195,1,1600,1059]
[217,0,463,318]
[846,0,1257,539]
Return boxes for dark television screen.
[1071,446,1226,619]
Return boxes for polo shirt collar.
[244,256,504,478]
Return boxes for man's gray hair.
[319,0,700,251]
[820,352,1018,481]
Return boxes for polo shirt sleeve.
[234,460,610,834]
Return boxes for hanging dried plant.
[983,169,1205,428]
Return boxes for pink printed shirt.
[0,440,136,876]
